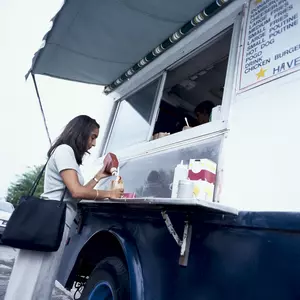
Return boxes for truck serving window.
[106,78,161,152]
[152,28,233,139]
[105,25,236,152]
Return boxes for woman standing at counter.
[5,115,123,300]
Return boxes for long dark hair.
[48,115,100,165]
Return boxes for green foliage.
[6,165,44,206]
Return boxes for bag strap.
[28,154,68,205]
[28,157,50,197]
[58,187,67,207]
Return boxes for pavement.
[0,246,73,300]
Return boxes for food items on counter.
[123,193,136,198]
[188,159,217,202]
[110,174,135,198]
[111,176,124,191]
[104,152,119,176]
[152,132,170,140]
[171,161,188,198]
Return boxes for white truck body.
[79,0,300,213]
[28,0,300,213]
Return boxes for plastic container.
[211,105,221,121]
[171,161,188,198]
[177,180,194,198]
[188,159,217,202]
[192,180,215,201]
[104,153,119,176]
[188,159,216,183]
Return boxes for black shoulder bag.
[1,161,67,252]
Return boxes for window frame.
[164,13,242,127]
[102,73,166,154]
[146,72,167,141]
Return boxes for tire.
[80,256,130,300]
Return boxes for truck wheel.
[80,256,130,300]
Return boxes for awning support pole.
[31,73,52,146]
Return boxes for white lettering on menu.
[238,0,300,92]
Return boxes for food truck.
[27,0,300,299]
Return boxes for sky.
[0,0,110,198]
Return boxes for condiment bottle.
[171,160,188,198]
[104,153,119,176]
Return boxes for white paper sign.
[238,0,300,92]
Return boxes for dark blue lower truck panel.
[58,203,300,300]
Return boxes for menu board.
[238,0,300,92]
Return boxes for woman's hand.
[182,126,191,130]
[85,166,112,190]
[109,188,124,199]
[96,166,111,180]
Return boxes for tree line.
[6,166,44,206]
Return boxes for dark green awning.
[27,0,234,93]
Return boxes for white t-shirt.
[41,144,84,222]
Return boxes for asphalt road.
[0,246,73,300]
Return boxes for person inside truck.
[152,101,186,140]
[153,100,215,139]
[152,100,201,140]
[183,100,215,130]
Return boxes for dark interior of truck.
[153,27,233,136]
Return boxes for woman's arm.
[84,166,110,190]
[60,169,123,200]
